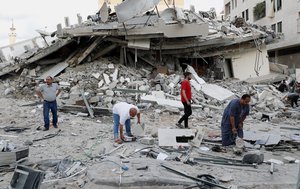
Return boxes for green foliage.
[253,1,266,21]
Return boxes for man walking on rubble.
[113,102,141,144]
[176,72,193,128]
[36,76,61,131]
[221,94,251,146]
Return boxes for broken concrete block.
[77,112,89,117]
[104,97,113,104]
[155,84,162,91]
[283,156,296,163]
[89,96,100,103]
[219,175,234,182]
[140,137,155,145]
[59,81,71,87]
[92,73,101,79]
[119,76,125,83]
[29,69,36,77]
[242,153,264,164]
[4,87,14,95]
[168,75,181,88]
[105,90,114,96]
[125,78,130,83]
[108,81,117,89]
[98,80,104,88]
[108,64,114,69]
[111,69,118,81]
[158,129,194,147]
[139,85,149,91]
[103,73,111,84]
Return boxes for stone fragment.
[103,73,111,84]
[140,137,155,145]
[92,73,101,79]
[105,90,114,96]
[98,80,104,88]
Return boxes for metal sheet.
[115,0,160,23]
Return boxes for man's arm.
[229,116,237,134]
[137,112,141,124]
[56,88,62,97]
[238,116,247,129]
[182,90,190,105]
[36,89,44,100]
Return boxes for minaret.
[9,20,16,45]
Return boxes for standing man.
[36,76,61,131]
[112,102,141,144]
[176,72,192,128]
[221,94,251,146]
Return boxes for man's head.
[184,72,192,80]
[129,108,138,117]
[240,94,251,105]
[45,76,53,85]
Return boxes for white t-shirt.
[112,102,140,125]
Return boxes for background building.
[224,0,300,69]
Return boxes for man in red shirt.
[176,72,192,128]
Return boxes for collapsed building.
[0,0,276,81]
[0,1,299,189]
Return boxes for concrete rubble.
[0,1,300,189]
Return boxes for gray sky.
[0,0,223,47]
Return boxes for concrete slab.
[115,0,160,23]
[158,129,194,147]
[200,83,235,102]
[38,62,69,80]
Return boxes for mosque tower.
[9,20,16,45]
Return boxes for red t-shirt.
[181,80,192,102]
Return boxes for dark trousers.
[289,95,299,107]
[43,100,58,129]
[178,102,192,128]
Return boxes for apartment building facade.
[224,0,300,69]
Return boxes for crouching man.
[221,94,251,146]
[112,102,141,144]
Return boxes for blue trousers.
[43,100,58,129]
[113,114,131,139]
[221,123,243,146]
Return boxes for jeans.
[113,114,131,139]
[43,100,58,129]
[178,101,192,128]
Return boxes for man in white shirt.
[36,76,61,131]
[112,102,141,144]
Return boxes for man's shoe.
[176,123,183,128]
[53,125,58,128]
[42,128,49,131]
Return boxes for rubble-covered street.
[0,0,300,188]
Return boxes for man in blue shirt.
[221,94,251,146]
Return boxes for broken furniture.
[10,165,45,189]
